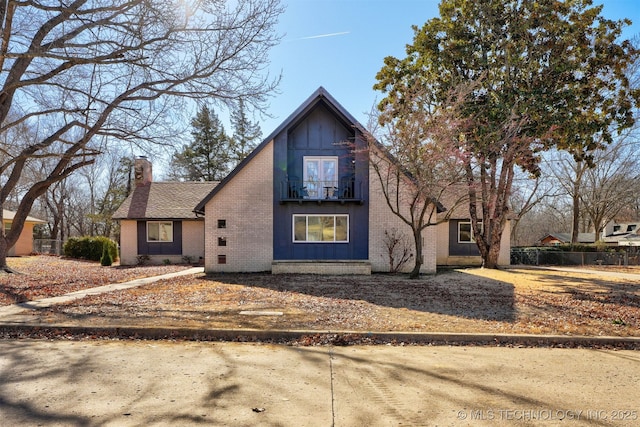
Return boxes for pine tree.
[229,99,262,165]
[169,106,230,181]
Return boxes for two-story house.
[115,87,511,272]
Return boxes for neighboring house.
[539,232,596,246]
[112,158,218,265]
[3,209,46,256]
[113,87,512,271]
[602,220,640,247]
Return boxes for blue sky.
[256,0,640,136]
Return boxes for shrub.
[100,243,113,266]
[63,236,118,262]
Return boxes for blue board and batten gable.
[194,87,370,265]
[272,89,370,261]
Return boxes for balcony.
[280,178,363,204]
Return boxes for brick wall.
[272,261,371,275]
[368,155,437,274]
[204,141,274,272]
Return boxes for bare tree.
[0,0,283,270]
[77,148,132,238]
[508,171,564,247]
[366,84,469,278]
[580,138,640,239]
[544,150,591,244]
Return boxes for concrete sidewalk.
[0,267,204,318]
[1,340,639,426]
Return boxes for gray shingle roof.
[113,181,218,220]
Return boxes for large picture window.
[293,215,348,242]
[303,156,338,199]
[147,221,173,242]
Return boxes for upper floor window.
[147,221,173,242]
[303,156,338,199]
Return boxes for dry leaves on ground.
[0,256,192,305]
[27,265,640,337]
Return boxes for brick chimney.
[134,156,152,187]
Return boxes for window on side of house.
[293,214,348,243]
[458,221,482,243]
[218,237,227,246]
[303,156,338,199]
[217,219,226,229]
[147,221,173,242]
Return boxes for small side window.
[218,255,227,264]
[218,237,227,246]
[217,219,226,229]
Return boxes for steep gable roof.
[194,86,361,214]
[113,181,218,220]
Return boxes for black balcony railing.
[280,178,362,203]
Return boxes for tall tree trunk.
[571,160,585,245]
[0,237,9,272]
[409,228,423,279]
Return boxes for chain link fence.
[32,239,63,256]
[511,248,640,266]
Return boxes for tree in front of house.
[366,83,470,278]
[375,0,639,268]
[0,0,283,271]
[169,106,231,182]
[230,99,263,166]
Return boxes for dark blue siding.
[137,221,183,255]
[273,101,369,260]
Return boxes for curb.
[1,324,639,349]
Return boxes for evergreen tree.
[375,0,639,268]
[229,99,262,165]
[170,106,230,181]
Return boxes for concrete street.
[0,340,638,426]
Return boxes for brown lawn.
[3,257,638,337]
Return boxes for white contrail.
[298,31,350,40]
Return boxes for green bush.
[100,243,113,266]
[64,236,118,262]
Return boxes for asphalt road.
[0,340,638,426]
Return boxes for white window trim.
[292,214,349,243]
[458,221,482,244]
[147,221,174,243]
[303,156,339,199]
